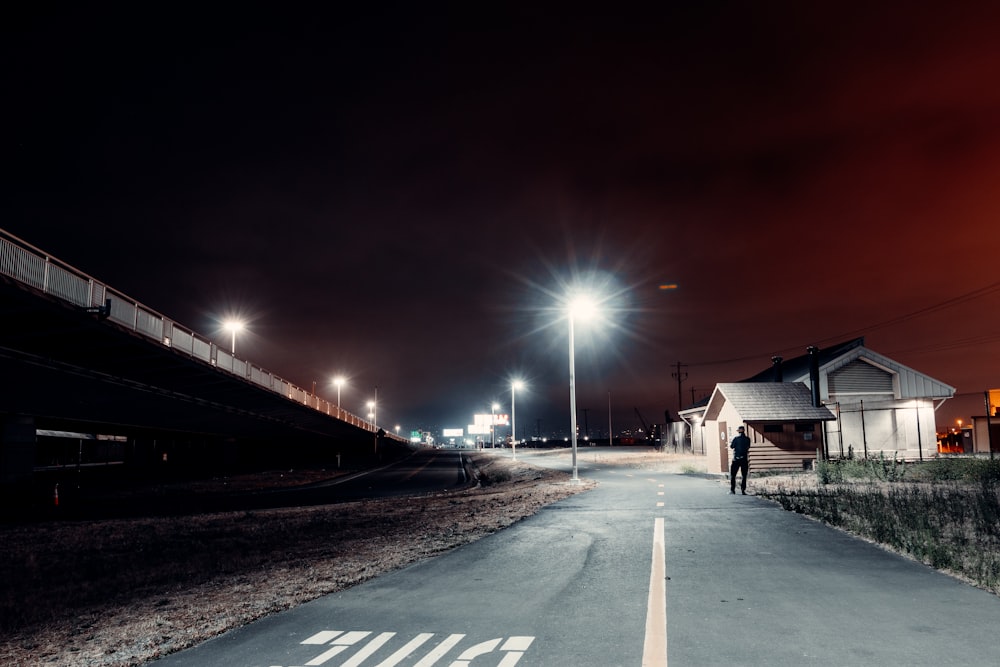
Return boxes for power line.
[886,332,1000,358]
[688,279,1000,368]
[812,279,1000,345]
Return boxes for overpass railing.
[0,228,397,439]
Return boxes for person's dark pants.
[730,457,749,492]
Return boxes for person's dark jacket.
[730,434,751,459]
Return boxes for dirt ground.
[0,448,706,667]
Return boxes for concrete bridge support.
[1,415,36,488]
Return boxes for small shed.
[702,382,836,473]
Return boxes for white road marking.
[289,631,535,666]
[501,637,534,651]
[413,634,465,667]
[342,632,395,667]
[373,632,434,666]
[305,645,349,665]
[304,631,372,665]
[656,502,664,507]
[496,637,534,667]
[642,517,668,667]
[451,637,501,665]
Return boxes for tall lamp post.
[511,380,524,460]
[368,389,379,457]
[333,376,345,417]
[491,402,499,448]
[568,294,597,483]
[223,319,244,355]
[608,390,613,446]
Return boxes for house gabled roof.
[741,338,865,383]
[704,382,837,422]
[741,337,955,399]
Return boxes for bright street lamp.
[568,293,598,482]
[333,376,345,408]
[223,319,244,355]
[511,380,524,460]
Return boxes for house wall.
[706,416,823,472]
[972,417,999,454]
[690,420,706,455]
[826,397,937,460]
[705,403,744,474]
[662,422,689,452]
[744,424,821,470]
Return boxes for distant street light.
[223,319,244,355]
[568,292,598,483]
[333,376,345,409]
[491,402,500,448]
[511,380,524,460]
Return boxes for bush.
[759,474,1000,595]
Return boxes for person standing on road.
[730,425,751,494]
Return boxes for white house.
[681,338,955,472]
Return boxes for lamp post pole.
[491,402,497,449]
[368,389,378,457]
[608,390,613,446]
[511,381,523,460]
[569,311,579,482]
[223,320,244,355]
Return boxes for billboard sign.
[474,413,509,427]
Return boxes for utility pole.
[582,408,590,439]
[608,390,613,446]
[671,361,688,412]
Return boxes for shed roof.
[705,382,837,422]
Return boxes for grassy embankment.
[756,455,1000,594]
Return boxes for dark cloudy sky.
[5,3,1000,437]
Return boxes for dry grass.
[0,451,615,667]
[750,460,1000,597]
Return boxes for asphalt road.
[38,448,470,519]
[239,447,473,505]
[153,448,1000,666]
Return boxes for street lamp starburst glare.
[333,376,346,409]
[223,319,245,355]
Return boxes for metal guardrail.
[0,227,393,438]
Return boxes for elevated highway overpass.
[0,228,409,493]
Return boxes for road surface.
[48,447,470,519]
[153,448,1000,666]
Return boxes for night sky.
[5,4,1000,438]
